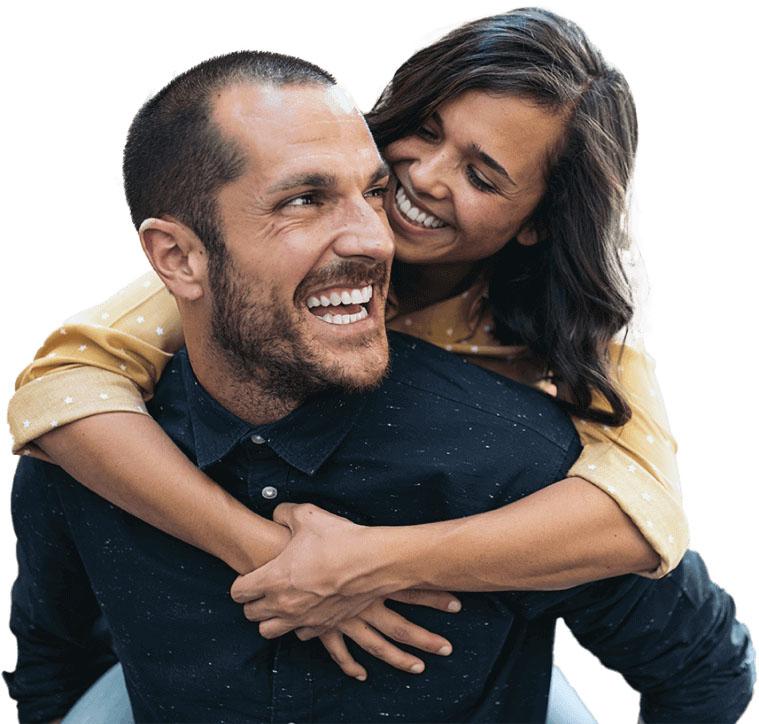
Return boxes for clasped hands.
[230,502,460,681]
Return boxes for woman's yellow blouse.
[8,271,688,577]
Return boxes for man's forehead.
[212,81,379,173]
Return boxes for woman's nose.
[407,149,450,200]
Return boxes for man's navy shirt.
[5,333,754,722]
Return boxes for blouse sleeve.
[568,341,688,578]
[8,270,183,453]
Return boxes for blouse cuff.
[8,366,149,453]
[568,445,689,578]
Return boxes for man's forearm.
[360,477,658,594]
[38,413,289,574]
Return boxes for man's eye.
[466,166,496,194]
[286,193,319,207]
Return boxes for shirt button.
[250,434,266,445]
[261,486,278,500]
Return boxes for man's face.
[208,82,394,400]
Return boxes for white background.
[1,1,757,721]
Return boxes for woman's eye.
[416,126,437,141]
[366,185,389,199]
[466,166,496,193]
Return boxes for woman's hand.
[313,594,458,680]
[231,502,411,635]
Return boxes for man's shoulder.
[385,332,577,451]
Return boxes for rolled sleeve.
[569,342,689,577]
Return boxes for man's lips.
[304,283,376,326]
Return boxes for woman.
[9,7,685,683]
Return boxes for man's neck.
[187,343,302,427]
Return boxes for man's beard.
[208,251,389,406]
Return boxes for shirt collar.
[177,349,368,475]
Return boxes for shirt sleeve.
[3,458,118,722]
[505,551,755,723]
[567,341,688,578]
[7,270,184,453]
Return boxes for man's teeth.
[306,285,373,325]
[319,308,369,325]
[395,185,446,228]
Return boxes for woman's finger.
[340,618,426,674]
[296,626,324,641]
[362,603,453,656]
[230,572,267,604]
[318,630,367,681]
[386,589,462,613]
[242,600,273,622]
[258,617,297,639]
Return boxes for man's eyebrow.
[268,173,337,194]
[469,143,517,187]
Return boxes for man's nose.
[407,149,450,200]
[331,199,395,263]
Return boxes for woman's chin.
[391,234,449,266]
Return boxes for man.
[4,51,754,723]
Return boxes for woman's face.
[383,90,567,266]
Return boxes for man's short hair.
[123,51,336,256]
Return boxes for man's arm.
[4,458,117,723]
[508,551,755,723]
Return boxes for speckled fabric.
[5,336,753,723]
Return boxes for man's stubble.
[208,249,390,407]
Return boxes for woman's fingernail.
[410,663,424,673]
[356,674,367,681]
[448,600,462,612]
[437,644,452,656]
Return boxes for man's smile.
[306,284,373,325]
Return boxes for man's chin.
[317,339,390,394]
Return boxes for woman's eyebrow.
[368,161,391,186]
[469,143,517,187]
[432,111,517,188]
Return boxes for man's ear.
[515,223,539,247]
[138,217,206,301]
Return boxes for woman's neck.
[392,261,484,315]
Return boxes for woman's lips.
[393,183,448,230]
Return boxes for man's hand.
[231,502,414,635]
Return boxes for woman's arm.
[565,341,688,577]
[231,343,688,635]
[229,479,659,639]
[37,412,289,571]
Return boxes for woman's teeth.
[395,185,446,228]
[306,285,372,325]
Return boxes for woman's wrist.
[344,524,433,595]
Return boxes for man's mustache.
[295,260,389,301]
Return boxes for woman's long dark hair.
[367,7,637,426]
